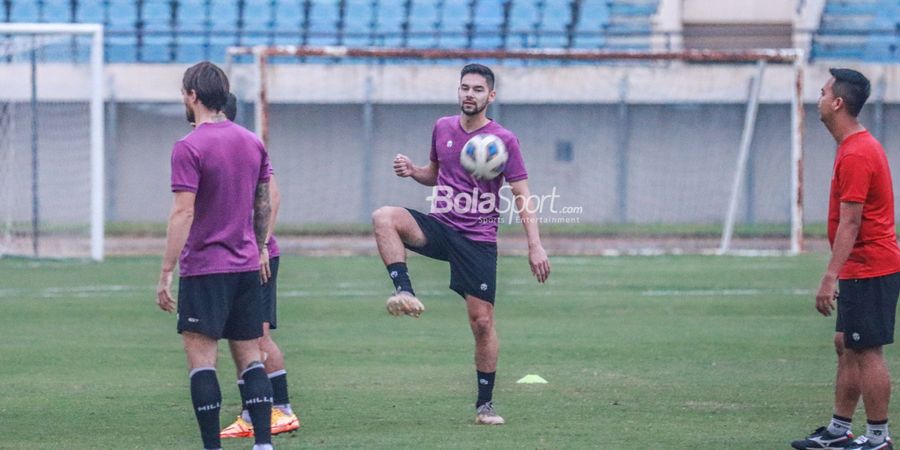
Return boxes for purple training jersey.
[429,116,528,242]
[171,121,271,277]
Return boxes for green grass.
[0,253,891,449]
[106,221,832,238]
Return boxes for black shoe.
[846,436,894,450]
[791,426,854,449]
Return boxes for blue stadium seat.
[370,0,404,47]
[176,0,208,27]
[342,0,373,45]
[407,0,439,47]
[106,35,138,62]
[864,34,899,61]
[139,35,172,62]
[535,1,571,48]
[40,0,74,22]
[177,33,209,62]
[471,0,506,48]
[306,0,340,45]
[76,1,105,23]
[576,0,610,33]
[437,0,469,47]
[9,1,38,22]
[208,0,240,32]
[107,0,139,30]
[241,0,275,29]
[824,1,881,16]
[508,0,539,32]
[272,0,303,38]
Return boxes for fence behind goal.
[0,24,104,261]
[227,47,804,255]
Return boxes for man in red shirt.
[792,69,900,450]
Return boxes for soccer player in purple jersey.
[372,63,551,425]
[156,63,275,450]
[218,93,300,439]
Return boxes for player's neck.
[459,114,490,133]
[830,118,866,144]
[192,107,227,127]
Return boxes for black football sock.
[241,363,274,445]
[476,370,496,408]
[269,369,291,410]
[189,367,222,450]
[387,262,415,295]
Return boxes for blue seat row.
[813,0,900,61]
[1,0,658,62]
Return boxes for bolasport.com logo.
[425,185,584,225]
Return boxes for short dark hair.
[224,92,237,121]
[460,63,495,90]
[182,61,230,112]
[829,68,870,117]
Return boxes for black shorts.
[404,208,498,304]
[262,256,279,329]
[836,271,900,349]
[177,270,263,341]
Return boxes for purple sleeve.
[430,123,438,163]
[503,136,528,182]
[259,144,272,184]
[171,141,200,193]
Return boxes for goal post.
[0,23,105,261]
[226,46,805,255]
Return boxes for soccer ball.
[459,134,508,181]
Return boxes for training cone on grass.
[516,374,548,384]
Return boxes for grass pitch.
[0,253,889,449]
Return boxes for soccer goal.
[225,46,805,255]
[0,23,104,261]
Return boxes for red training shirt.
[828,130,900,279]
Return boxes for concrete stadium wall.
[101,101,900,227]
[5,62,900,228]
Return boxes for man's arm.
[394,154,439,186]
[254,181,272,283]
[816,201,863,316]
[157,191,196,312]
[509,179,550,283]
[266,175,281,246]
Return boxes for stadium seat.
[533,0,572,48]
[139,34,173,62]
[303,0,340,45]
[208,0,240,33]
[9,1,38,22]
[436,0,470,47]
[471,0,506,48]
[371,0,405,47]
[75,1,104,23]
[40,0,75,22]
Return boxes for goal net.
[0,24,104,261]
[226,46,804,255]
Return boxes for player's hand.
[529,244,550,284]
[815,274,838,316]
[156,269,176,313]
[393,154,414,177]
[259,247,271,284]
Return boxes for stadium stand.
[0,0,659,62]
[812,0,900,61]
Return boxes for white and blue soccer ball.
[459,134,508,181]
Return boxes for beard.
[460,100,487,117]
[184,104,195,124]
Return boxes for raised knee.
[372,206,394,228]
